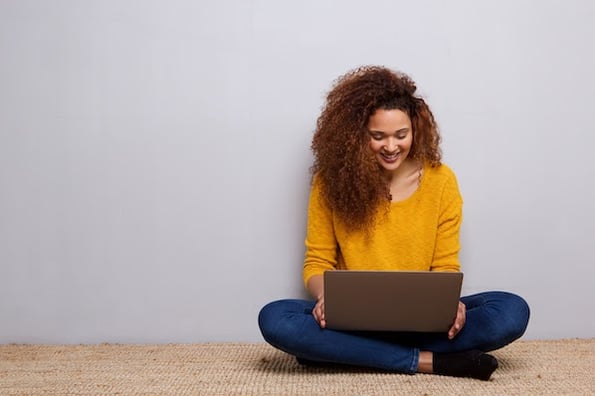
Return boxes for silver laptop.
[323,270,463,332]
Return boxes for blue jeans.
[258,291,530,374]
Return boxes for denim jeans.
[258,291,530,374]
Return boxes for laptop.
[323,270,463,332]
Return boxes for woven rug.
[1,339,593,395]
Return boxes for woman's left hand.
[448,301,466,339]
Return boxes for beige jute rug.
[1,339,593,395]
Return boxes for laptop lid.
[323,270,463,332]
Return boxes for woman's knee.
[465,291,530,350]
[258,300,284,343]
[258,299,312,346]
[494,291,531,341]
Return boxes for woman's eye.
[371,134,383,140]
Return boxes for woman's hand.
[312,296,326,328]
[448,301,466,339]
[307,274,326,328]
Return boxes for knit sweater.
[303,163,463,287]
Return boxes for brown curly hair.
[311,66,442,231]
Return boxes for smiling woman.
[257,66,531,381]
[308,67,442,232]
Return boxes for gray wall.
[1,0,594,343]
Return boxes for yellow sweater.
[303,164,463,287]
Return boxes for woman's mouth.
[380,151,400,163]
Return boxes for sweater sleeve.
[302,177,339,287]
[431,171,463,272]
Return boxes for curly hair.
[311,66,442,231]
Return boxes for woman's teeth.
[382,152,400,160]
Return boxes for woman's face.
[367,108,413,174]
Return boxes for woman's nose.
[385,137,399,152]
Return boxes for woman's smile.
[380,150,401,163]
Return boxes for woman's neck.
[385,159,423,202]
[384,158,420,182]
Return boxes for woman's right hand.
[312,296,326,328]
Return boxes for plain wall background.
[1,0,594,343]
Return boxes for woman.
[258,66,530,381]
